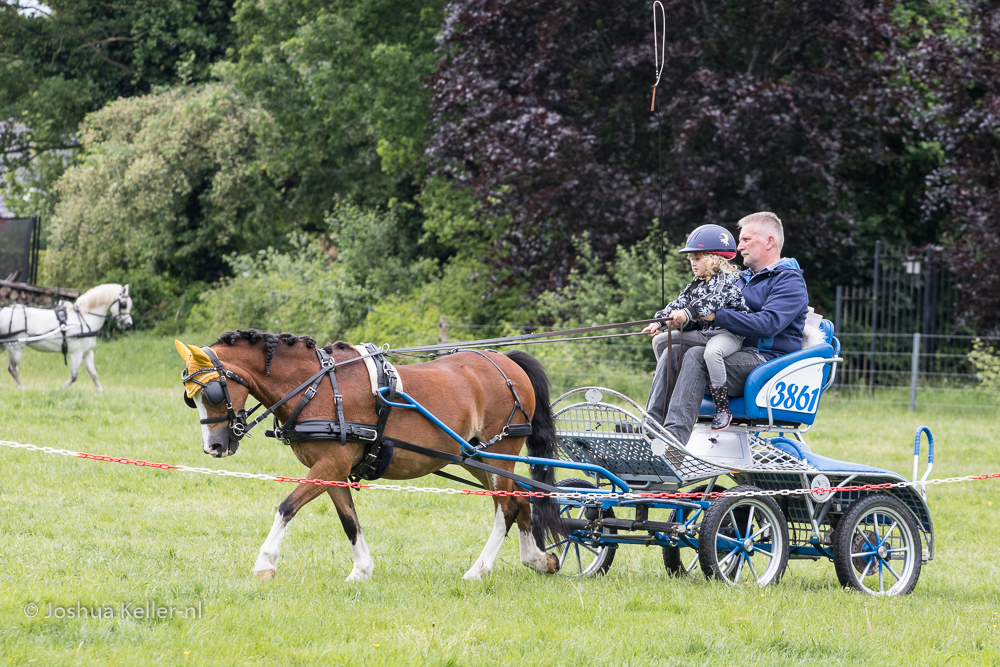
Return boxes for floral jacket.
[654,270,748,331]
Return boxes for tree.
[232,0,446,228]
[45,83,290,288]
[425,0,968,309]
[0,0,235,215]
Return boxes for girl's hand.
[697,312,716,322]
[641,322,661,335]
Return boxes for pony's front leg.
[252,479,329,581]
[327,486,374,582]
[61,349,84,389]
[82,348,103,392]
[4,343,25,390]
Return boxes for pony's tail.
[504,350,566,548]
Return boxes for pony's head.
[111,284,133,329]
[175,339,249,458]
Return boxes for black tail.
[504,350,566,547]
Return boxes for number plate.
[753,360,826,414]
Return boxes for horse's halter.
[181,347,258,454]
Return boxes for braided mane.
[215,329,320,376]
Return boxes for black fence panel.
[0,216,40,284]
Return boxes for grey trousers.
[645,344,765,444]
[652,329,744,386]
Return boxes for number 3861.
[769,382,821,412]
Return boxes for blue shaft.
[379,389,631,492]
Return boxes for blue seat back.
[698,318,840,426]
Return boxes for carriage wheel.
[832,494,922,596]
[662,483,722,577]
[698,485,789,586]
[543,478,617,577]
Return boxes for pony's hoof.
[255,569,276,581]
[344,570,372,583]
[546,553,560,574]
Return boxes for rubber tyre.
[543,478,617,577]
[832,493,922,596]
[662,483,724,577]
[698,485,789,586]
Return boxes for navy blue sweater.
[712,258,808,360]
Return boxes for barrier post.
[909,332,921,412]
[439,315,449,344]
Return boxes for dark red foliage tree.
[908,4,1000,333]
[428,0,936,302]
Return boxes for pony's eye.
[203,381,226,406]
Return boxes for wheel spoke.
[879,520,898,546]
[575,545,583,574]
[685,553,699,574]
[717,548,740,570]
[748,521,772,542]
[727,509,742,540]
[558,542,571,570]
[883,560,902,583]
[716,533,742,545]
[580,543,601,557]
[851,550,878,558]
[756,546,773,560]
[745,555,760,582]
[878,561,885,592]
[545,537,572,550]
[744,506,757,541]
[732,554,745,584]
[859,556,874,580]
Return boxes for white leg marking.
[518,528,552,573]
[344,532,375,582]
[463,506,507,581]
[253,510,288,580]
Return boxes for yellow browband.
[174,339,220,398]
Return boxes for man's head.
[737,212,784,272]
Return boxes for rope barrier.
[3,438,998,501]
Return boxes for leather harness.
[186,345,537,486]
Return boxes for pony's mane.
[215,329,340,376]
[75,283,123,311]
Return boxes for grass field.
[2,333,999,666]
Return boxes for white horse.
[0,283,133,391]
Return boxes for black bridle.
[182,347,257,454]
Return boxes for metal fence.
[0,216,40,284]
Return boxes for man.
[643,211,809,444]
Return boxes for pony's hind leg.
[514,495,559,574]
[5,343,25,390]
[82,348,103,392]
[326,486,374,582]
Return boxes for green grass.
[1,333,999,666]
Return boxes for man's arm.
[713,271,808,339]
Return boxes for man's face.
[737,223,771,272]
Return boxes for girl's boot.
[709,384,732,431]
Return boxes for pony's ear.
[124,284,130,296]
[174,339,191,363]
[187,345,213,367]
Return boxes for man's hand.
[641,322,661,336]
[697,312,716,323]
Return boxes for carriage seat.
[698,319,840,427]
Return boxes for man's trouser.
[645,344,765,445]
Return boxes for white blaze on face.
[194,392,214,455]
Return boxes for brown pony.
[174,330,563,582]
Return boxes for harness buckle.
[335,394,343,405]
[304,386,317,400]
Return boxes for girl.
[642,224,748,431]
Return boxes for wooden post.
[439,315,449,344]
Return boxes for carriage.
[543,318,935,596]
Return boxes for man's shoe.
[709,384,732,431]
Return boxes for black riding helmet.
[678,224,737,256]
